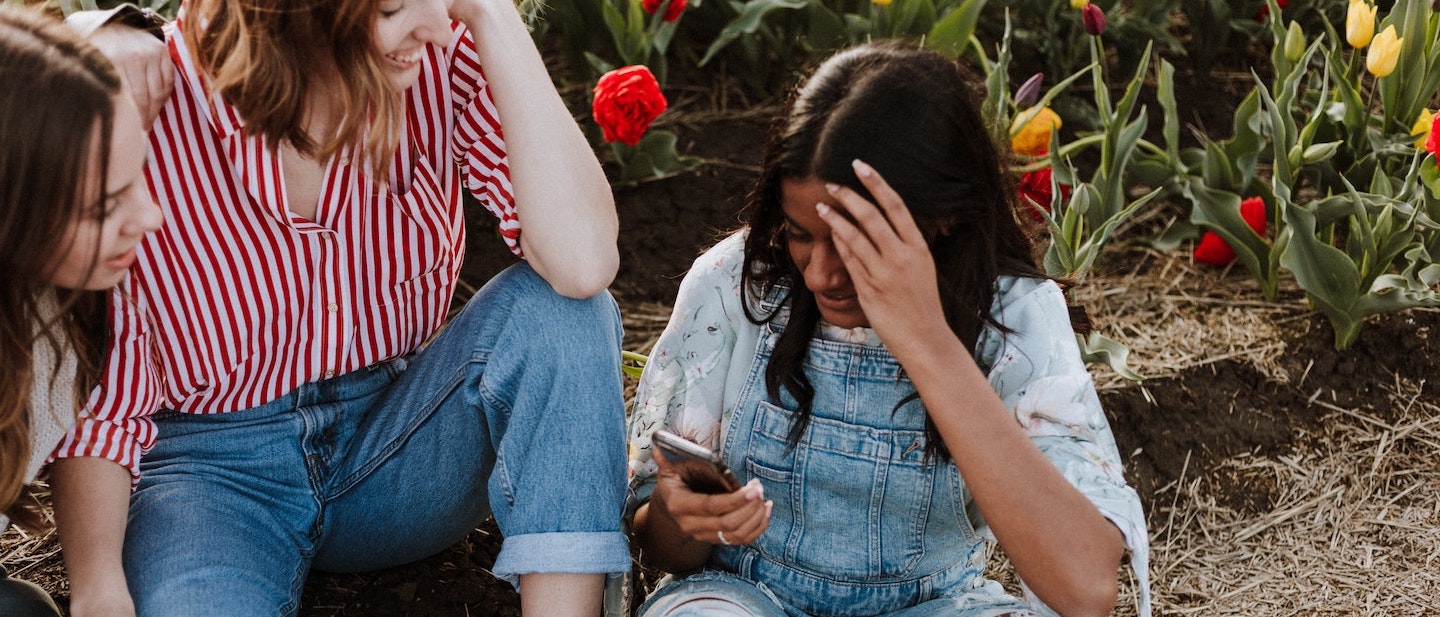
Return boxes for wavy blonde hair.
[0,5,119,531]
[182,0,404,174]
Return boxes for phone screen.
[652,429,741,494]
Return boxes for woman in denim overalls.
[627,42,1149,617]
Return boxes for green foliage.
[979,0,1179,88]
[1142,0,1440,348]
[1279,171,1440,349]
[1035,37,1166,282]
[692,0,987,93]
[608,130,702,185]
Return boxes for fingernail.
[815,203,832,216]
[851,159,872,177]
[824,183,841,194]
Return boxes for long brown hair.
[0,5,120,531]
[182,0,403,174]
[739,42,1064,461]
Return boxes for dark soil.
[1107,309,1440,516]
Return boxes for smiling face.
[780,177,869,329]
[372,0,452,91]
[47,95,163,291]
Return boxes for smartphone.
[651,429,742,494]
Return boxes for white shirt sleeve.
[627,232,758,507]
[981,276,1151,617]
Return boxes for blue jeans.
[637,571,1036,617]
[123,263,630,616]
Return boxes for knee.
[477,263,622,347]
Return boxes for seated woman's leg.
[637,571,789,617]
[124,405,323,617]
[312,262,629,583]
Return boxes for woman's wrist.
[450,0,520,40]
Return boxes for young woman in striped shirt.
[0,6,164,616]
[69,0,626,614]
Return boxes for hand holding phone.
[651,429,741,494]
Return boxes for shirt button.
[323,370,335,379]
[327,303,339,313]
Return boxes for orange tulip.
[1010,107,1062,156]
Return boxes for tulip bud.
[1346,0,1377,48]
[1365,25,1402,77]
[1069,0,1089,7]
[1302,142,1340,164]
[1284,21,1306,62]
[1082,3,1106,36]
[1015,73,1044,108]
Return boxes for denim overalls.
[641,289,1037,617]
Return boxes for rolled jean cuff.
[492,531,631,587]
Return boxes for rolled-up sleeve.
[49,285,161,485]
[447,26,519,256]
[983,277,1150,616]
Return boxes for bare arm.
[49,457,135,617]
[450,0,618,298]
[816,160,1124,617]
[67,7,174,127]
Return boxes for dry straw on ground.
[1144,381,1440,616]
[1080,249,1440,616]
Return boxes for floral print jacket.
[627,230,1151,616]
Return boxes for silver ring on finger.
[717,530,732,546]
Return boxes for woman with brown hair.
[71,0,627,614]
[0,5,164,615]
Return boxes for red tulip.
[1427,113,1440,156]
[1256,0,1288,21]
[1017,167,1072,222]
[642,0,687,22]
[592,66,668,147]
[1082,4,1106,35]
[1194,197,1266,265]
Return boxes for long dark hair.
[0,5,120,531]
[738,41,1073,460]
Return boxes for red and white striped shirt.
[51,21,518,478]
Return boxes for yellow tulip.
[1010,107,1062,156]
[1346,0,1377,48]
[1412,110,1434,149]
[1365,25,1402,77]
[1070,0,1089,8]
[872,0,893,5]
